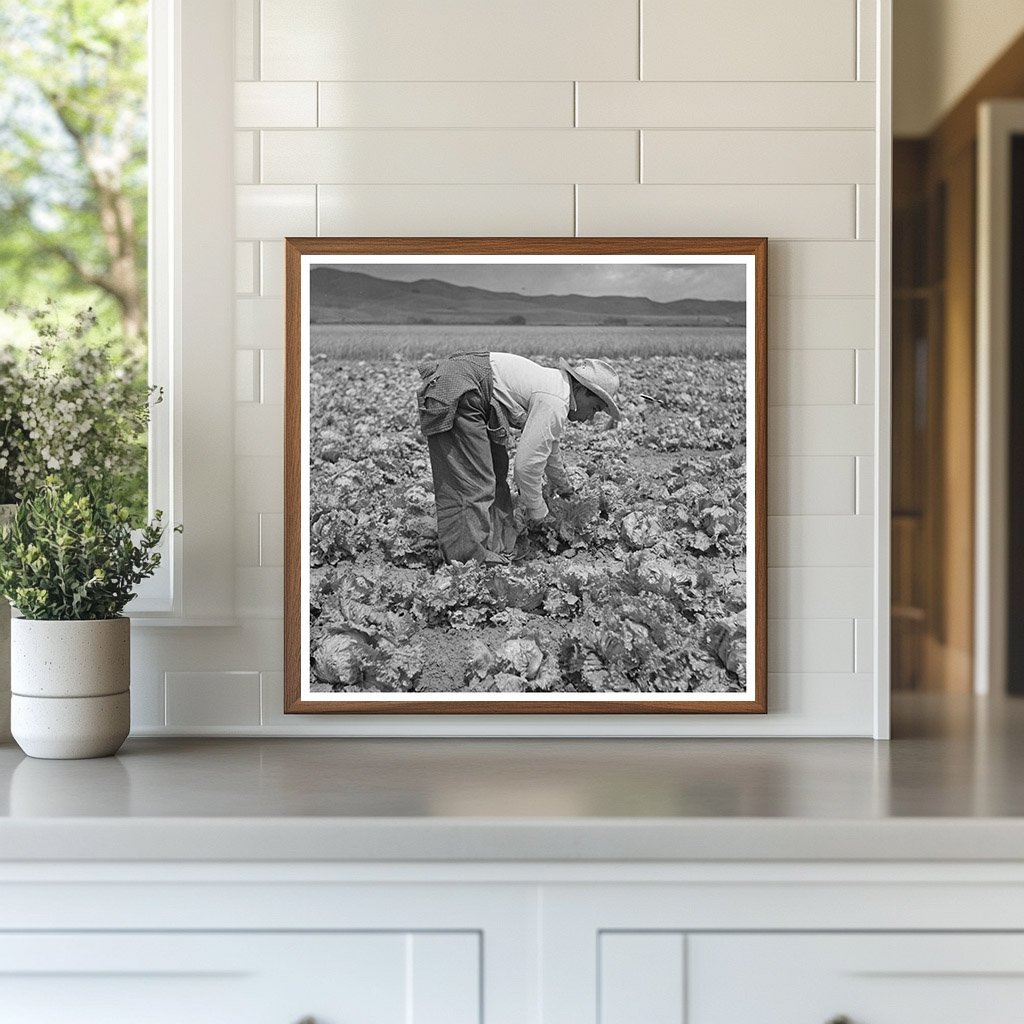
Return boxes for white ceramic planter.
[0,502,15,744]
[12,618,130,698]
[10,617,131,759]
[11,692,130,760]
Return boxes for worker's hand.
[527,512,554,533]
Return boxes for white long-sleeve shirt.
[489,352,574,520]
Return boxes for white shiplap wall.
[133,0,886,737]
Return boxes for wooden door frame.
[975,100,1024,696]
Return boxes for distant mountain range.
[309,268,745,327]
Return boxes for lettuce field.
[307,327,749,697]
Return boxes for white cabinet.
[689,934,1024,1024]
[599,932,686,1024]
[540,868,1024,1024]
[0,932,481,1024]
[0,872,537,1024]
[596,933,1024,1024]
[4,862,1024,1023]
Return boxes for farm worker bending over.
[416,352,621,564]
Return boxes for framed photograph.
[284,238,766,714]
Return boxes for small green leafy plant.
[0,479,173,620]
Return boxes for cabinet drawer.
[688,933,1024,1024]
[0,932,480,1024]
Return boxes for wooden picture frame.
[285,237,767,715]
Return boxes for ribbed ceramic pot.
[10,617,130,759]
[0,503,15,744]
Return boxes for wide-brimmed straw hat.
[559,358,622,421]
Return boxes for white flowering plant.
[0,303,155,518]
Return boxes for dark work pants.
[426,390,515,563]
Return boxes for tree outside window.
[0,0,149,516]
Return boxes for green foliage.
[0,301,153,516]
[0,0,148,342]
[0,478,171,620]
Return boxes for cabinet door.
[689,934,1024,1024]
[0,932,480,1024]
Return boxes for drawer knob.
[826,1017,854,1024]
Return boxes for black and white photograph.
[285,238,766,714]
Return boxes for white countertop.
[1,693,1022,862]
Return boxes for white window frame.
[128,0,236,625]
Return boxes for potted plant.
[0,480,170,758]
[0,302,155,745]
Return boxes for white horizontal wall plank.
[130,670,165,728]
[770,298,875,349]
[235,350,259,403]
[136,621,284,676]
[165,672,262,728]
[235,242,255,294]
[261,0,639,81]
[765,672,873,731]
[643,130,874,185]
[769,350,856,405]
[410,933,481,1024]
[236,456,284,512]
[235,0,256,81]
[599,933,685,1024]
[578,82,874,129]
[318,184,575,236]
[320,82,573,128]
[260,241,285,298]
[770,568,873,619]
[236,512,260,567]
[855,618,873,673]
[261,130,638,184]
[236,82,317,128]
[578,185,854,238]
[856,349,875,403]
[234,131,256,184]
[262,672,301,727]
[857,183,876,239]
[236,567,284,618]
[236,403,284,457]
[642,0,857,81]
[768,619,855,673]
[235,298,285,350]
[236,185,316,237]
[769,515,873,567]
[856,455,875,514]
[259,514,284,567]
[770,406,874,455]
[260,349,285,404]
[768,457,855,515]
[859,0,878,81]
[769,241,875,296]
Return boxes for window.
[0,0,150,519]
[2,0,237,621]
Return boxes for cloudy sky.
[317,262,747,303]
